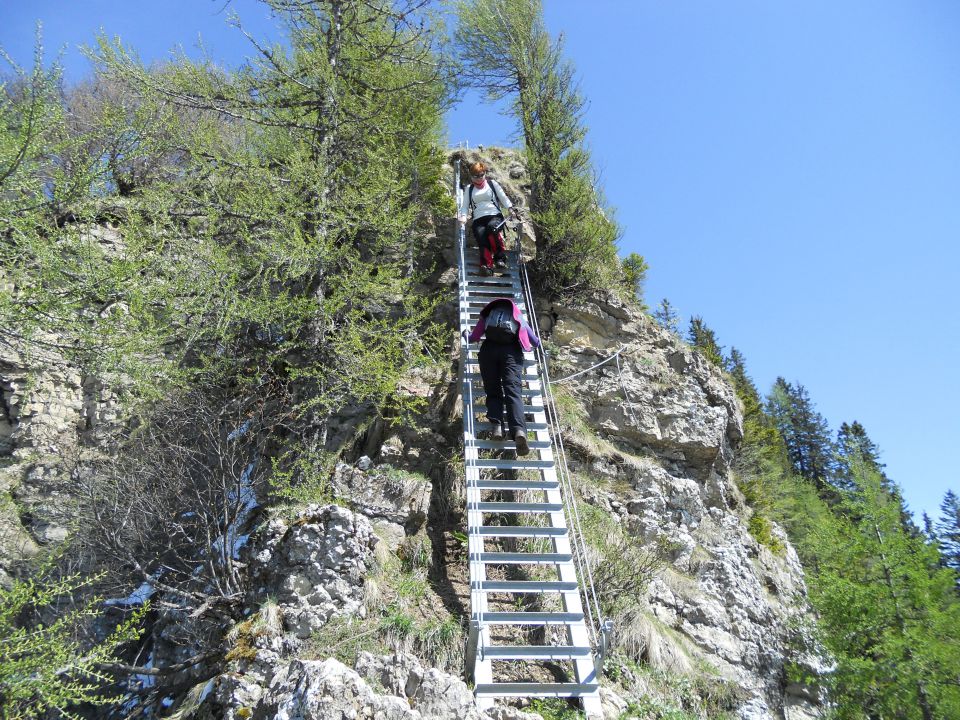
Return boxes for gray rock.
[542,295,824,718]
[329,462,431,529]
[251,505,375,639]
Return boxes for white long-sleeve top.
[458,179,512,220]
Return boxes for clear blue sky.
[2,1,958,524]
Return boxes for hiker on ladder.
[465,298,540,456]
[457,161,519,275]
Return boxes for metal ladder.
[455,166,604,718]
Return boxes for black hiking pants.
[478,340,526,436]
[471,214,507,267]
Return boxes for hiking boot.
[479,265,493,276]
[490,422,504,440]
[494,258,507,269]
[513,430,529,456]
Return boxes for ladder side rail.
[455,159,485,636]
[518,258,606,654]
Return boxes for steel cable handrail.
[517,251,606,656]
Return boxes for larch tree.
[834,421,885,492]
[453,0,627,298]
[2,1,456,709]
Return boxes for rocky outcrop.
[2,149,826,720]
[250,505,376,640]
[0,230,124,568]
[190,652,544,720]
[542,289,825,718]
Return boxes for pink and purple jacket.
[468,299,541,352]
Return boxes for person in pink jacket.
[466,298,540,455]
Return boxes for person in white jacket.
[457,161,519,275]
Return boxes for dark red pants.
[472,214,506,268]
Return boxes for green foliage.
[3,2,451,420]
[270,446,338,507]
[608,654,740,719]
[528,698,584,720]
[579,502,664,616]
[652,298,681,337]
[800,459,960,719]
[454,0,625,298]
[621,252,649,307]
[686,317,723,368]
[0,565,144,718]
[765,378,834,490]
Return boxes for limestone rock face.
[541,291,825,718]
[250,505,376,639]
[0,228,125,567]
[5,151,827,720]
[544,294,743,476]
[197,653,544,720]
[329,460,431,531]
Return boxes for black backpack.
[485,305,519,343]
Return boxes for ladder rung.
[463,275,518,283]
[479,645,591,660]
[465,372,538,381]
[471,479,559,491]
[473,400,545,414]
[464,249,520,258]
[478,611,584,625]
[477,502,563,513]
[464,287,522,295]
[477,552,573,565]
[464,422,550,433]
[457,283,525,296]
[467,458,553,470]
[473,580,579,593]
[474,526,567,539]
[474,682,599,698]
[472,389,541,399]
[464,359,538,369]
[468,439,551,450]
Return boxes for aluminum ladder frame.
[457,222,603,718]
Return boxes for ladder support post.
[466,619,480,679]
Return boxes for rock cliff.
[0,149,826,719]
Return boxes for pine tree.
[652,298,680,336]
[766,378,834,491]
[835,421,885,491]
[936,490,960,582]
[807,458,960,719]
[686,316,723,367]
[621,252,649,307]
